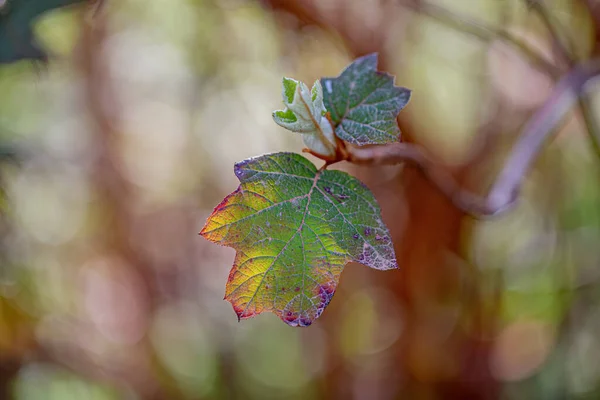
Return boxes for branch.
[347,143,497,215]
[344,59,600,217]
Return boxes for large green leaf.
[200,152,397,326]
[321,53,411,145]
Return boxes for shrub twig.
[339,59,600,217]
[527,0,600,161]
[401,0,562,78]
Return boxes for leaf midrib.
[237,171,321,318]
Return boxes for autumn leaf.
[321,53,411,145]
[200,152,397,326]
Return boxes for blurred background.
[1,0,600,399]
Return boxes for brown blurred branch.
[261,0,394,59]
[75,8,183,400]
[92,0,107,17]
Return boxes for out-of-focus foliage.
[0,0,599,399]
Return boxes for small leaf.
[273,78,337,158]
[321,53,411,145]
[200,152,397,327]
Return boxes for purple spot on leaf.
[319,285,334,308]
[284,312,297,325]
[364,228,372,236]
[314,283,336,319]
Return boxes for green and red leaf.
[200,152,396,326]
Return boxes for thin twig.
[484,59,600,214]
[527,0,576,66]
[527,0,600,161]
[576,95,600,158]
[401,0,562,79]
[347,143,496,215]
[92,0,107,17]
[528,0,600,160]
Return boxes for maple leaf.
[200,152,397,326]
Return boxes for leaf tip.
[311,79,323,102]
[282,77,298,104]
[229,299,258,322]
[397,86,412,104]
[198,218,212,239]
[356,52,379,70]
[273,108,297,124]
[233,160,250,181]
